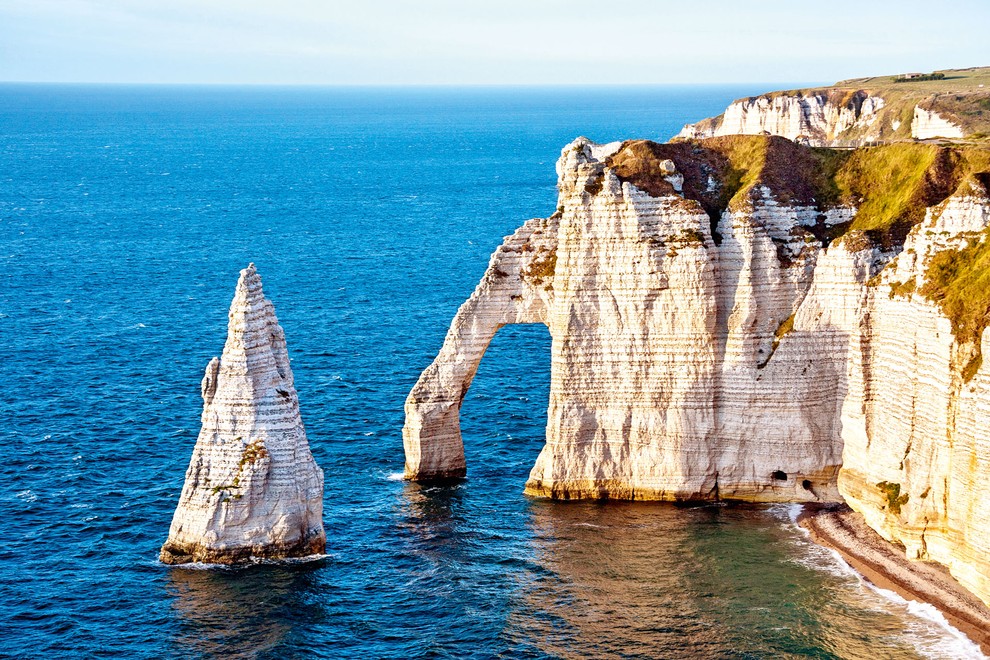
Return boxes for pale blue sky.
[1,0,988,85]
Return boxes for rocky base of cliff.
[524,465,842,503]
[799,505,990,654]
[159,532,326,565]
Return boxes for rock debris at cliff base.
[800,506,990,654]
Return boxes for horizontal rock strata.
[838,188,990,607]
[403,134,990,607]
[161,264,325,564]
[677,90,885,146]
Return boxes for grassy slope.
[612,136,990,235]
[835,67,990,138]
[920,227,990,378]
[836,66,990,93]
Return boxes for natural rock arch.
[404,137,849,502]
[402,216,558,480]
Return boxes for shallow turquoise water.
[0,84,981,658]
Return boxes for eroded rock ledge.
[161,264,325,565]
[404,135,990,606]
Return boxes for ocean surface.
[0,84,983,659]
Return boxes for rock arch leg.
[403,217,557,480]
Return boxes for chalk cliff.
[403,135,990,604]
[912,106,965,140]
[677,67,990,146]
[838,187,990,607]
[677,90,887,146]
[161,264,325,564]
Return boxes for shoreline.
[799,505,990,655]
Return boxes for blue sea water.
[0,84,983,659]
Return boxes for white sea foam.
[866,584,986,659]
[387,472,405,481]
[776,505,986,659]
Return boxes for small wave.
[274,553,331,565]
[16,490,37,502]
[781,509,985,658]
[868,582,985,659]
[386,472,405,481]
[165,560,230,571]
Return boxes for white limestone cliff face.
[677,91,885,146]
[838,189,990,606]
[161,264,325,564]
[406,138,854,502]
[403,137,990,605]
[911,106,965,139]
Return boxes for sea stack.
[160,264,325,564]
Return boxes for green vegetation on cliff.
[605,133,990,381]
[608,135,990,248]
[876,481,909,515]
[921,226,990,379]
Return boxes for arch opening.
[459,323,552,486]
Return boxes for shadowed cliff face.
[403,134,990,606]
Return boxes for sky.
[1,0,988,85]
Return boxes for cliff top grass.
[607,136,832,221]
[836,66,990,94]
[607,136,990,247]
[828,143,988,243]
